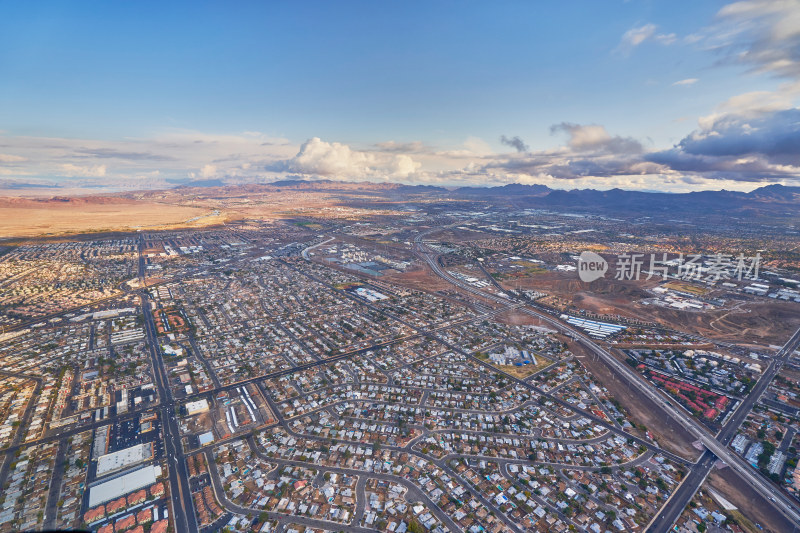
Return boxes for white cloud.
[0,167,31,176]
[463,137,493,156]
[550,123,643,154]
[622,23,657,47]
[283,137,372,176]
[270,137,421,180]
[563,124,611,149]
[390,154,420,178]
[200,164,217,179]
[648,106,800,182]
[187,164,220,180]
[697,80,800,129]
[617,23,677,53]
[373,140,427,153]
[0,129,297,190]
[672,78,699,86]
[703,0,800,78]
[435,137,495,158]
[59,163,106,177]
[1,104,795,194]
[654,32,677,45]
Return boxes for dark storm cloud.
[499,135,529,153]
[646,107,800,181]
[482,152,660,180]
[677,108,800,162]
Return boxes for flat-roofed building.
[96,442,154,476]
[186,399,210,415]
[88,465,162,508]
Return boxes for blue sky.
[1,1,799,192]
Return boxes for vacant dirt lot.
[708,468,795,533]
[384,265,453,292]
[494,309,555,327]
[504,271,800,346]
[574,342,701,460]
[0,203,225,238]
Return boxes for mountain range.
[3,178,799,221]
[208,179,800,219]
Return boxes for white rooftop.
[97,442,154,476]
[88,464,161,508]
[186,399,210,414]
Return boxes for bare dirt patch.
[573,341,701,460]
[382,265,453,292]
[0,202,224,238]
[708,468,794,533]
[507,272,800,346]
[493,309,555,327]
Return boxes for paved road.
[647,326,800,532]
[138,234,198,533]
[0,402,157,459]
[205,439,463,533]
[42,436,69,528]
[647,450,716,532]
[301,236,335,260]
[5,225,795,532]
[413,226,800,530]
[186,332,222,388]
[290,254,688,467]
[0,375,42,491]
[142,291,198,532]
[179,330,424,405]
[256,384,513,533]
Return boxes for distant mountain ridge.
[452,183,551,197]
[121,179,800,211]
[450,182,799,200]
[746,183,800,201]
[447,183,800,216]
[250,179,800,216]
[3,178,798,218]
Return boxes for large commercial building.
[96,442,154,476]
[87,465,162,508]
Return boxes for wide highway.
[413,227,800,530]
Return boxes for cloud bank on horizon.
[0,0,799,193]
